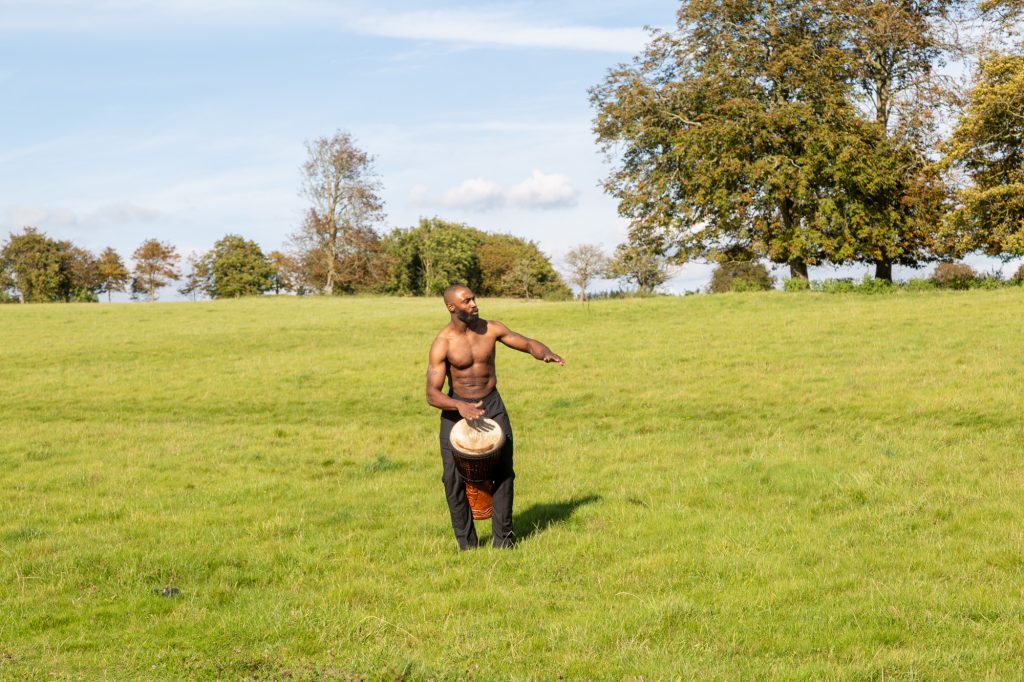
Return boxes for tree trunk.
[789,260,808,280]
[874,260,893,282]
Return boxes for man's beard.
[455,309,478,323]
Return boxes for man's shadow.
[514,494,601,542]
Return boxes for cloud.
[4,205,76,229]
[0,2,651,53]
[87,202,162,224]
[440,178,505,211]
[507,170,578,209]
[412,169,579,211]
[2,202,161,231]
[352,9,650,53]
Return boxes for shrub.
[812,278,856,294]
[856,274,895,294]
[1012,263,1024,285]
[972,270,1005,290]
[904,278,935,292]
[709,261,773,293]
[931,262,977,289]
[782,276,810,292]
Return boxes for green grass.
[2,291,1024,679]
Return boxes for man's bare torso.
[435,318,499,399]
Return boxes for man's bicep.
[495,322,531,352]
[426,339,448,390]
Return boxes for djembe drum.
[449,417,506,520]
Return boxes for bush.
[856,274,895,294]
[709,261,773,293]
[812,278,856,294]
[972,270,1005,290]
[782,276,810,292]
[1012,263,1024,285]
[904,278,935,292]
[931,262,977,290]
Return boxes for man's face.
[449,289,479,323]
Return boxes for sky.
[1,1,1017,300]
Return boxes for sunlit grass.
[2,291,1023,679]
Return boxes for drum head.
[450,418,505,458]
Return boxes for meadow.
[2,291,1023,680]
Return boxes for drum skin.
[450,418,505,520]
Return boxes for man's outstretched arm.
[425,336,485,419]
[493,321,565,365]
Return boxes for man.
[426,284,565,549]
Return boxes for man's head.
[444,284,479,323]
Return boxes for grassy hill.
[2,292,1023,679]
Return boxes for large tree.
[0,228,101,303]
[0,228,64,303]
[200,234,275,299]
[132,239,180,302]
[97,247,130,302]
[475,232,567,299]
[591,0,872,280]
[291,131,387,294]
[836,0,965,279]
[942,51,1024,256]
[382,218,568,298]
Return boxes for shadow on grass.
[514,494,601,542]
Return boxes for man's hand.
[457,400,485,420]
[542,351,565,366]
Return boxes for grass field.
[2,291,1024,680]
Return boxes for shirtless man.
[426,284,565,549]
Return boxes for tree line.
[0,129,676,304]
[0,221,581,304]
[590,0,1024,281]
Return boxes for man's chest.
[446,334,496,370]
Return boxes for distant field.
[2,292,1024,680]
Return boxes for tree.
[96,247,130,302]
[708,261,774,293]
[200,234,274,299]
[607,226,673,294]
[132,239,180,302]
[834,0,966,279]
[0,228,100,303]
[942,52,1024,257]
[267,250,301,294]
[59,242,102,302]
[563,244,608,302]
[591,0,873,281]
[382,218,569,298]
[418,219,481,296]
[178,253,209,301]
[291,131,387,294]
[475,232,568,299]
[0,228,64,303]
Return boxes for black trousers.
[439,388,515,549]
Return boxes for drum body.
[449,418,506,520]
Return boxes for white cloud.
[440,178,505,211]
[352,10,650,53]
[4,205,76,229]
[2,202,161,233]
[413,170,579,212]
[88,202,162,224]
[507,169,579,209]
[0,1,651,53]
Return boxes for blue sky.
[1,1,1016,298]
[1,0,712,296]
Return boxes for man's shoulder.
[485,319,509,334]
[433,323,454,341]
